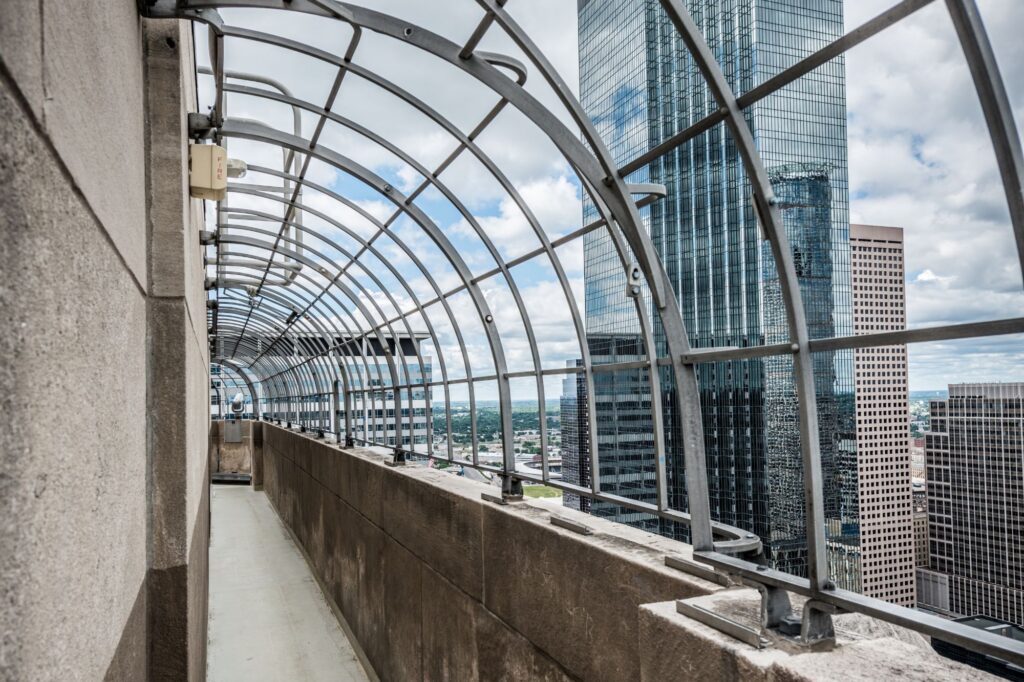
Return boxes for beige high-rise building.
[851,224,917,606]
[913,502,930,568]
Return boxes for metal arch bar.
[168,5,676,493]
[218,76,596,478]
[218,203,458,461]
[225,179,475,463]
[172,3,672,318]
[471,0,708,537]
[469,0,669,307]
[228,151,486,403]
[220,242,417,449]
[214,333,303,423]
[217,222,434,452]
[214,79,553,464]
[617,0,939,178]
[217,312,337,430]
[214,321,301,393]
[216,118,517,475]
[215,264,756,546]
[216,248,407,442]
[215,306,336,411]
[222,217,432,412]
[945,0,1024,282]
[214,315,317,414]
[216,310,345,430]
[217,265,390,436]
[217,84,552,467]
[216,84,539,378]
[217,289,348,395]
[218,227,444,457]
[218,252,408,414]
[336,188,666,342]
[217,297,341,397]
[219,235,449,463]
[219,76,558,469]
[461,3,699,508]
[146,11,685,493]
[656,0,828,583]
[218,193,457,458]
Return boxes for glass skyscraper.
[571,0,858,583]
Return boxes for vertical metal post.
[332,378,341,442]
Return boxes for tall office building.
[913,502,929,568]
[574,0,858,580]
[560,359,590,512]
[918,383,1024,625]
[850,224,916,606]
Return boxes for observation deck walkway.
[208,485,369,682]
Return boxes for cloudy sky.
[202,0,1023,400]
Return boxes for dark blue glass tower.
[571,0,858,584]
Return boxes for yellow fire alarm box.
[189,143,227,200]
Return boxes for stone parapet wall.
[262,424,998,682]
[261,423,717,682]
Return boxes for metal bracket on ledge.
[481,478,524,506]
[801,599,837,646]
[745,579,838,648]
[665,555,731,587]
[384,450,406,467]
[676,598,769,650]
[492,475,523,503]
[550,515,593,535]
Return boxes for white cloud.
[448,174,582,260]
[843,0,1024,387]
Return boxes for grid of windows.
[851,224,916,606]
[573,0,859,582]
[922,384,1024,625]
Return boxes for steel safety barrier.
[140,0,1024,664]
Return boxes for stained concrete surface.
[208,485,369,682]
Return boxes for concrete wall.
[209,419,255,475]
[0,3,209,680]
[144,18,211,682]
[262,425,999,682]
[261,424,719,682]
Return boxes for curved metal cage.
[141,0,1024,663]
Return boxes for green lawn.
[523,485,562,499]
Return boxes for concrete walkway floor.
[208,485,370,682]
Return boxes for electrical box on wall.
[189,143,227,200]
